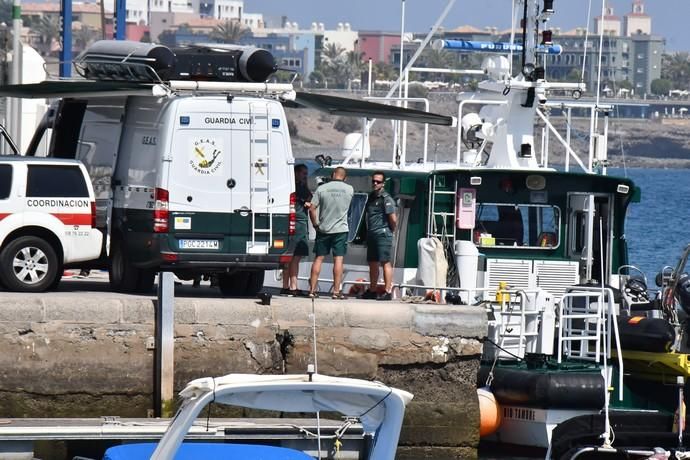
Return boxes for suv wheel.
[0,236,59,292]
[109,240,155,293]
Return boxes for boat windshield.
[474,203,560,249]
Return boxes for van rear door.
[167,98,252,255]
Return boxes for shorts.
[293,221,309,257]
[367,232,393,262]
[314,231,348,257]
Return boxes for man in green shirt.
[281,164,311,296]
[361,171,397,301]
[308,167,353,299]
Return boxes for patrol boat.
[265,0,690,458]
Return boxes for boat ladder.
[494,290,540,359]
[557,287,623,367]
[248,102,273,253]
[426,175,457,240]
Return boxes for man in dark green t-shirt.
[361,171,397,301]
[281,164,311,296]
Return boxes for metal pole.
[679,376,685,447]
[10,0,22,150]
[115,0,127,40]
[59,0,71,77]
[155,271,175,417]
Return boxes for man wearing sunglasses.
[361,171,397,301]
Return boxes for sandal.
[332,292,346,300]
[308,291,319,299]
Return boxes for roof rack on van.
[154,81,296,100]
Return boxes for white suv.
[0,157,103,292]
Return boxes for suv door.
[25,164,92,262]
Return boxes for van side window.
[27,165,88,197]
[0,164,11,199]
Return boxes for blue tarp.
[103,442,314,460]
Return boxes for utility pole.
[114,0,126,40]
[59,0,72,77]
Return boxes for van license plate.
[179,239,219,250]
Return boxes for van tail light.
[288,192,296,236]
[90,201,97,228]
[153,188,169,233]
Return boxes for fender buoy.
[424,290,442,303]
[477,387,502,437]
[348,278,367,297]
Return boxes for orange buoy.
[477,387,502,437]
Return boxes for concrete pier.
[0,278,487,459]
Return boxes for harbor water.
[616,167,690,285]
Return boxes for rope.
[205,377,216,432]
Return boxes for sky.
[245,0,690,52]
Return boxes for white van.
[0,156,102,292]
[29,92,295,295]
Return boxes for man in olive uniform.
[281,164,311,296]
[308,167,354,299]
[361,171,397,301]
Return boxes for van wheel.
[218,272,247,297]
[245,270,265,297]
[0,236,59,292]
[109,241,155,293]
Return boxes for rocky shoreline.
[287,92,690,169]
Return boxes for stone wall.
[0,295,486,459]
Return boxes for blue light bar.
[435,39,562,55]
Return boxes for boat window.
[347,193,368,242]
[474,203,560,249]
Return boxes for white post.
[156,272,175,417]
[565,107,572,172]
[10,0,22,151]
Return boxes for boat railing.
[558,286,623,400]
[487,288,543,359]
[362,95,431,168]
[539,100,612,174]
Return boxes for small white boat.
[103,371,413,460]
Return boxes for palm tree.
[322,42,345,64]
[74,25,98,51]
[209,19,248,44]
[343,50,364,90]
[34,14,61,56]
[661,52,690,89]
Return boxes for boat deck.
[0,417,364,459]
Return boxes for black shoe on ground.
[289,289,307,297]
[279,288,291,296]
[361,289,378,300]
[377,292,393,301]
